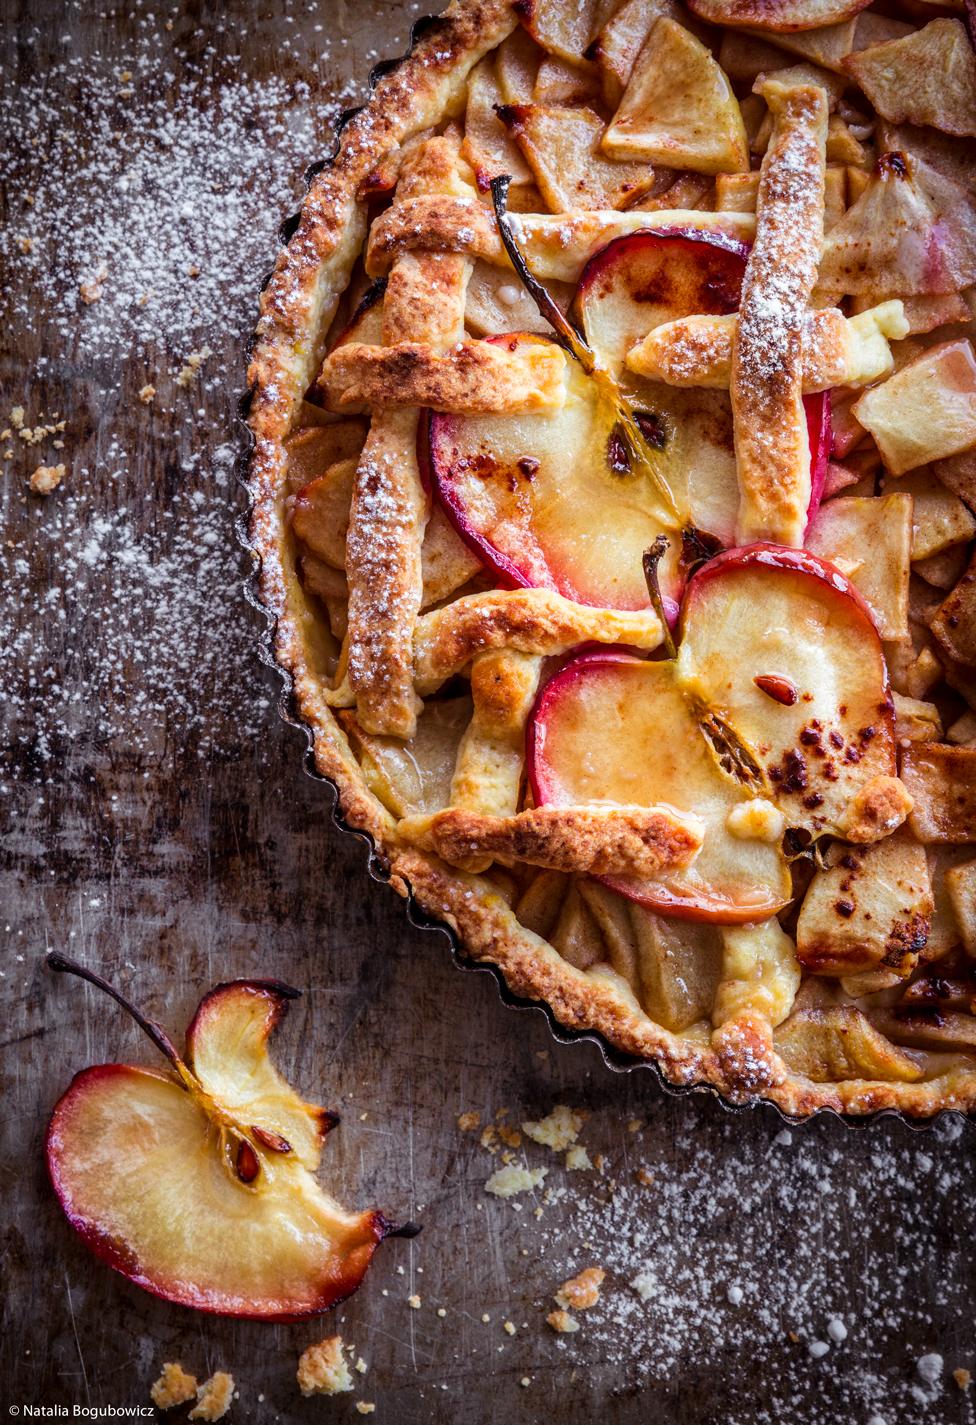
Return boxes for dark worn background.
[1,2,974,1423]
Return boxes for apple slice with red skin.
[426,229,832,613]
[528,545,895,921]
[676,544,896,835]
[529,648,793,921]
[46,961,406,1320]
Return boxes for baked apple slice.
[46,957,403,1320]
[677,545,897,835]
[528,545,898,920]
[528,648,792,921]
[426,229,749,610]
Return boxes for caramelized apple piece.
[713,919,801,1027]
[338,697,471,819]
[930,550,976,668]
[501,105,657,212]
[591,0,680,108]
[464,262,573,338]
[818,153,976,304]
[603,19,749,175]
[805,493,912,638]
[903,744,976,843]
[946,859,976,955]
[774,1006,923,1081]
[46,966,397,1319]
[461,59,533,187]
[796,832,932,977]
[629,905,723,1030]
[843,20,976,137]
[687,0,872,34]
[284,422,367,492]
[878,1008,976,1055]
[517,0,604,63]
[853,340,976,475]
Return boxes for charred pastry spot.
[829,730,844,750]
[844,745,862,764]
[859,725,877,743]
[840,854,860,871]
[754,673,798,706]
[823,763,839,781]
[236,1139,260,1184]
[803,792,824,809]
[517,456,540,478]
[799,727,822,747]
[834,899,855,918]
[896,1005,946,1026]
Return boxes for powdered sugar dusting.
[0,16,364,766]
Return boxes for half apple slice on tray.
[528,545,897,923]
[46,958,403,1319]
[425,226,831,611]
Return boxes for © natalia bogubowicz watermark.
[8,1408,155,1418]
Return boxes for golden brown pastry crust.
[247,0,976,1119]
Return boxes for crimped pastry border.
[244,0,976,1122]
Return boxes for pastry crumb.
[554,1266,605,1312]
[355,1358,368,1375]
[457,1110,480,1131]
[520,1377,531,1387]
[522,1105,584,1151]
[407,1293,422,1309]
[189,1371,234,1421]
[29,463,66,495]
[627,1118,643,1134]
[138,384,156,403]
[355,1403,375,1415]
[297,1337,353,1397]
[503,1321,516,1336]
[954,1368,971,1390]
[176,346,213,387]
[565,1144,592,1172]
[79,265,108,304]
[436,1307,447,1318]
[546,1309,580,1334]
[150,1362,198,1410]
[485,1165,548,1199]
[635,1167,656,1187]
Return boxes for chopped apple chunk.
[774,1006,923,1081]
[46,964,397,1319]
[603,19,749,175]
[494,28,542,105]
[805,493,911,638]
[532,56,602,106]
[843,20,976,138]
[903,743,976,842]
[796,832,932,977]
[877,1009,976,1055]
[628,904,723,1030]
[461,59,533,187]
[500,105,657,212]
[901,469,976,561]
[591,0,680,108]
[947,859,976,954]
[339,697,470,819]
[817,154,976,304]
[284,421,367,493]
[687,0,872,33]
[517,0,603,63]
[713,919,801,1027]
[930,550,976,668]
[464,261,573,338]
[853,341,976,474]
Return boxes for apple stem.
[643,538,677,658]
[490,175,680,526]
[46,952,189,1079]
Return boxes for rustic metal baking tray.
[237,11,969,1138]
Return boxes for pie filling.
[249,0,976,1114]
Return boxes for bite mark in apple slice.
[45,956,408,1320]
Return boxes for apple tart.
[247,0,976,1117]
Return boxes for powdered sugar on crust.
[732,82,828,548]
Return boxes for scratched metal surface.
[2,2,975,1422]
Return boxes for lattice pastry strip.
[731,78,828,548]
[344,136,476,737]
